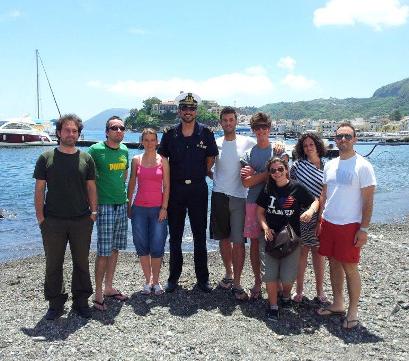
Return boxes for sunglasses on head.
[270,166,285,174]
[252,124,269,131]
[109,126,125,131]
[180,105,197,111]
[335,133,353,141]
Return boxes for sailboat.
[0,50,60,147]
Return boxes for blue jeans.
[131,206,168,258]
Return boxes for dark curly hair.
[55,114,83,140]
[294,132,326,160]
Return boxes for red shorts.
[318,219,361,263]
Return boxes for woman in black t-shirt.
[256,157,319,321]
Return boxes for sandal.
[141,284,152,295]
[249,287,263,300]
[342,318,360,330]
[316,307,346,317]
[92,299,107,311]
[232,287,249,301]
[153,284,164,295]
[218,277,233,290]
[104,289,129,301]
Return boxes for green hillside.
[260,78,409,120]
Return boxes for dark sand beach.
[0,223,408,360]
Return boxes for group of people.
[33,92,376,330]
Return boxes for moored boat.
[0,117,57,147]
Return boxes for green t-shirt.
[88,141,129,205]
[33,148,96,218]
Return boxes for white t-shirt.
[322,153,376,225]
[213,135,256,198]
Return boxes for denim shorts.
[131,205,168,258]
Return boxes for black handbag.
[265,223,300,259]
[264,189,301,259]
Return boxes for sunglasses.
[252,124,269,131]
[180,105,197,111]
[109,126,125,132]
[335,133,353,141]
[270,166,285,174]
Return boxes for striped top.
[289,159,324,198]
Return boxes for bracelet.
[359,227,368,233]
[161,207,167,211]
[91,211,98,215]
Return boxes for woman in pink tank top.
[127,128,170,295]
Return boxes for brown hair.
[250,112,271,129]
[55,114,83,140]
[294,132,326,159]
[141,128,158,141]
[336,121,356,137]
[219,106,237,120]
[265,157,289,193]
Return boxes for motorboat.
[0,117,57,146]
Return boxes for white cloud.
[87,67,274,102]
[128,27,147,35]
[281,74,317,91]
[277,56,296,71]
[314,0,409,30]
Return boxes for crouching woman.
[256,157,318,321]
[127,128,170,295]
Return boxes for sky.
[0,0,408,121]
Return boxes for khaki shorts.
[259,235,301,283]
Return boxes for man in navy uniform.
[158,92,218,293]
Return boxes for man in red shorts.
[317,122,376,330]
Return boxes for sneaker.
[196,281,212,293]
[45,307,64,320]
[153,284,164,295]
[72,304,92,319]
[141,284,152,295]
[266,308,279,321]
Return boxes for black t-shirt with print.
[256,180,315,236]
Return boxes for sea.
[1,129,408,262]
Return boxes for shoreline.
[0,222,408,360]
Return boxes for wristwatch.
[359,227,368,233]
[91,211,98,215]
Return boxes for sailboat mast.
[36,49,40,119]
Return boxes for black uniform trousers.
[167,180,209,284]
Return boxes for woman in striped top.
[290,133,327,304]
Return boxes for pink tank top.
[133,160,163,207]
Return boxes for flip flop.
[104,290,129,301]
[316,307,346,317]
[342,319,360,330]
[92,299,107,311]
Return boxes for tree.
[196,104,219,126]
[142,97,161,115]
[125,108,138,129]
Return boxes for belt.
[173,178,205,185]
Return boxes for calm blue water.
[0,130,408,261]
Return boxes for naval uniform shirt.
[158,122,218,183]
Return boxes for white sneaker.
[141,284,152,295]
[153,283,164,295]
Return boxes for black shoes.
[266,308,279,321]
[45,307,64,320]
[72,304,92,319]
[165,281,178,293]
[196,281,212,293]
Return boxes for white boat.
[0,116,56,147]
